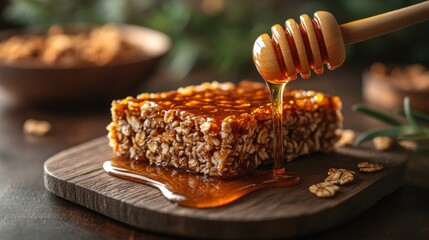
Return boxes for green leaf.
[354,97,429,150]
[352,104,403,126]
[395,109,429,123]
[354,127,403,145]
[403,97,418,125]
[398,133,429,141]
[398,127,429,141]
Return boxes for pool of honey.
[104,157,300,208]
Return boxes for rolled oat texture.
[107,81,343,178]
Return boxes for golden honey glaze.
[114,81,335,122]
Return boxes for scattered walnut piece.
[399,140,418,151]
[357,162,383,173]
[335,129,356,147]
[325,168,356,185]
[23,119,51,137]
[373,136,393,151]
[309,182,340,198]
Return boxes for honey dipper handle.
[340,1,429,45]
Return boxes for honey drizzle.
[255,23,306,193]
[267,82,288,176]
[104,157,300,208]
[262,28,302,179]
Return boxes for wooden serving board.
[44,137,407,239]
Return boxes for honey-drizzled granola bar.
[107,81,342,178]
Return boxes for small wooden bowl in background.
[0,24,171,107]
[363,64,429,113]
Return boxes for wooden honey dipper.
[253,1,429,83]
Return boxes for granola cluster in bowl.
[0,24,170,106]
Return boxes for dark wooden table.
[1,65,428,240]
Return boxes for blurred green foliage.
[3,0,428,79]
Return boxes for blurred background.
[0,0,427,105]
[1,0,428,77]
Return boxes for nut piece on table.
[373,136,393,151]
[357,162,383,173]
[399,140,418,151]
[325,168,356,185]
[335,129,356,147]
[309,182,340,198]
[23,119,51,137]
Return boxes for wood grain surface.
[44,137,407,239]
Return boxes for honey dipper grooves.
[107,81,343,178]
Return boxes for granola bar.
[107,81,342,178]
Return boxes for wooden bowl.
[0,24,171,106]
[363,65,429,113]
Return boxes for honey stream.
[267,82,290,177]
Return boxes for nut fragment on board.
[373,136,393,151]
[309,182,340,198]
[399,140,418,151]
[325,168,356,185]
[23,119,52,137]
[335,129,355,147]
[357,162,383,173]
